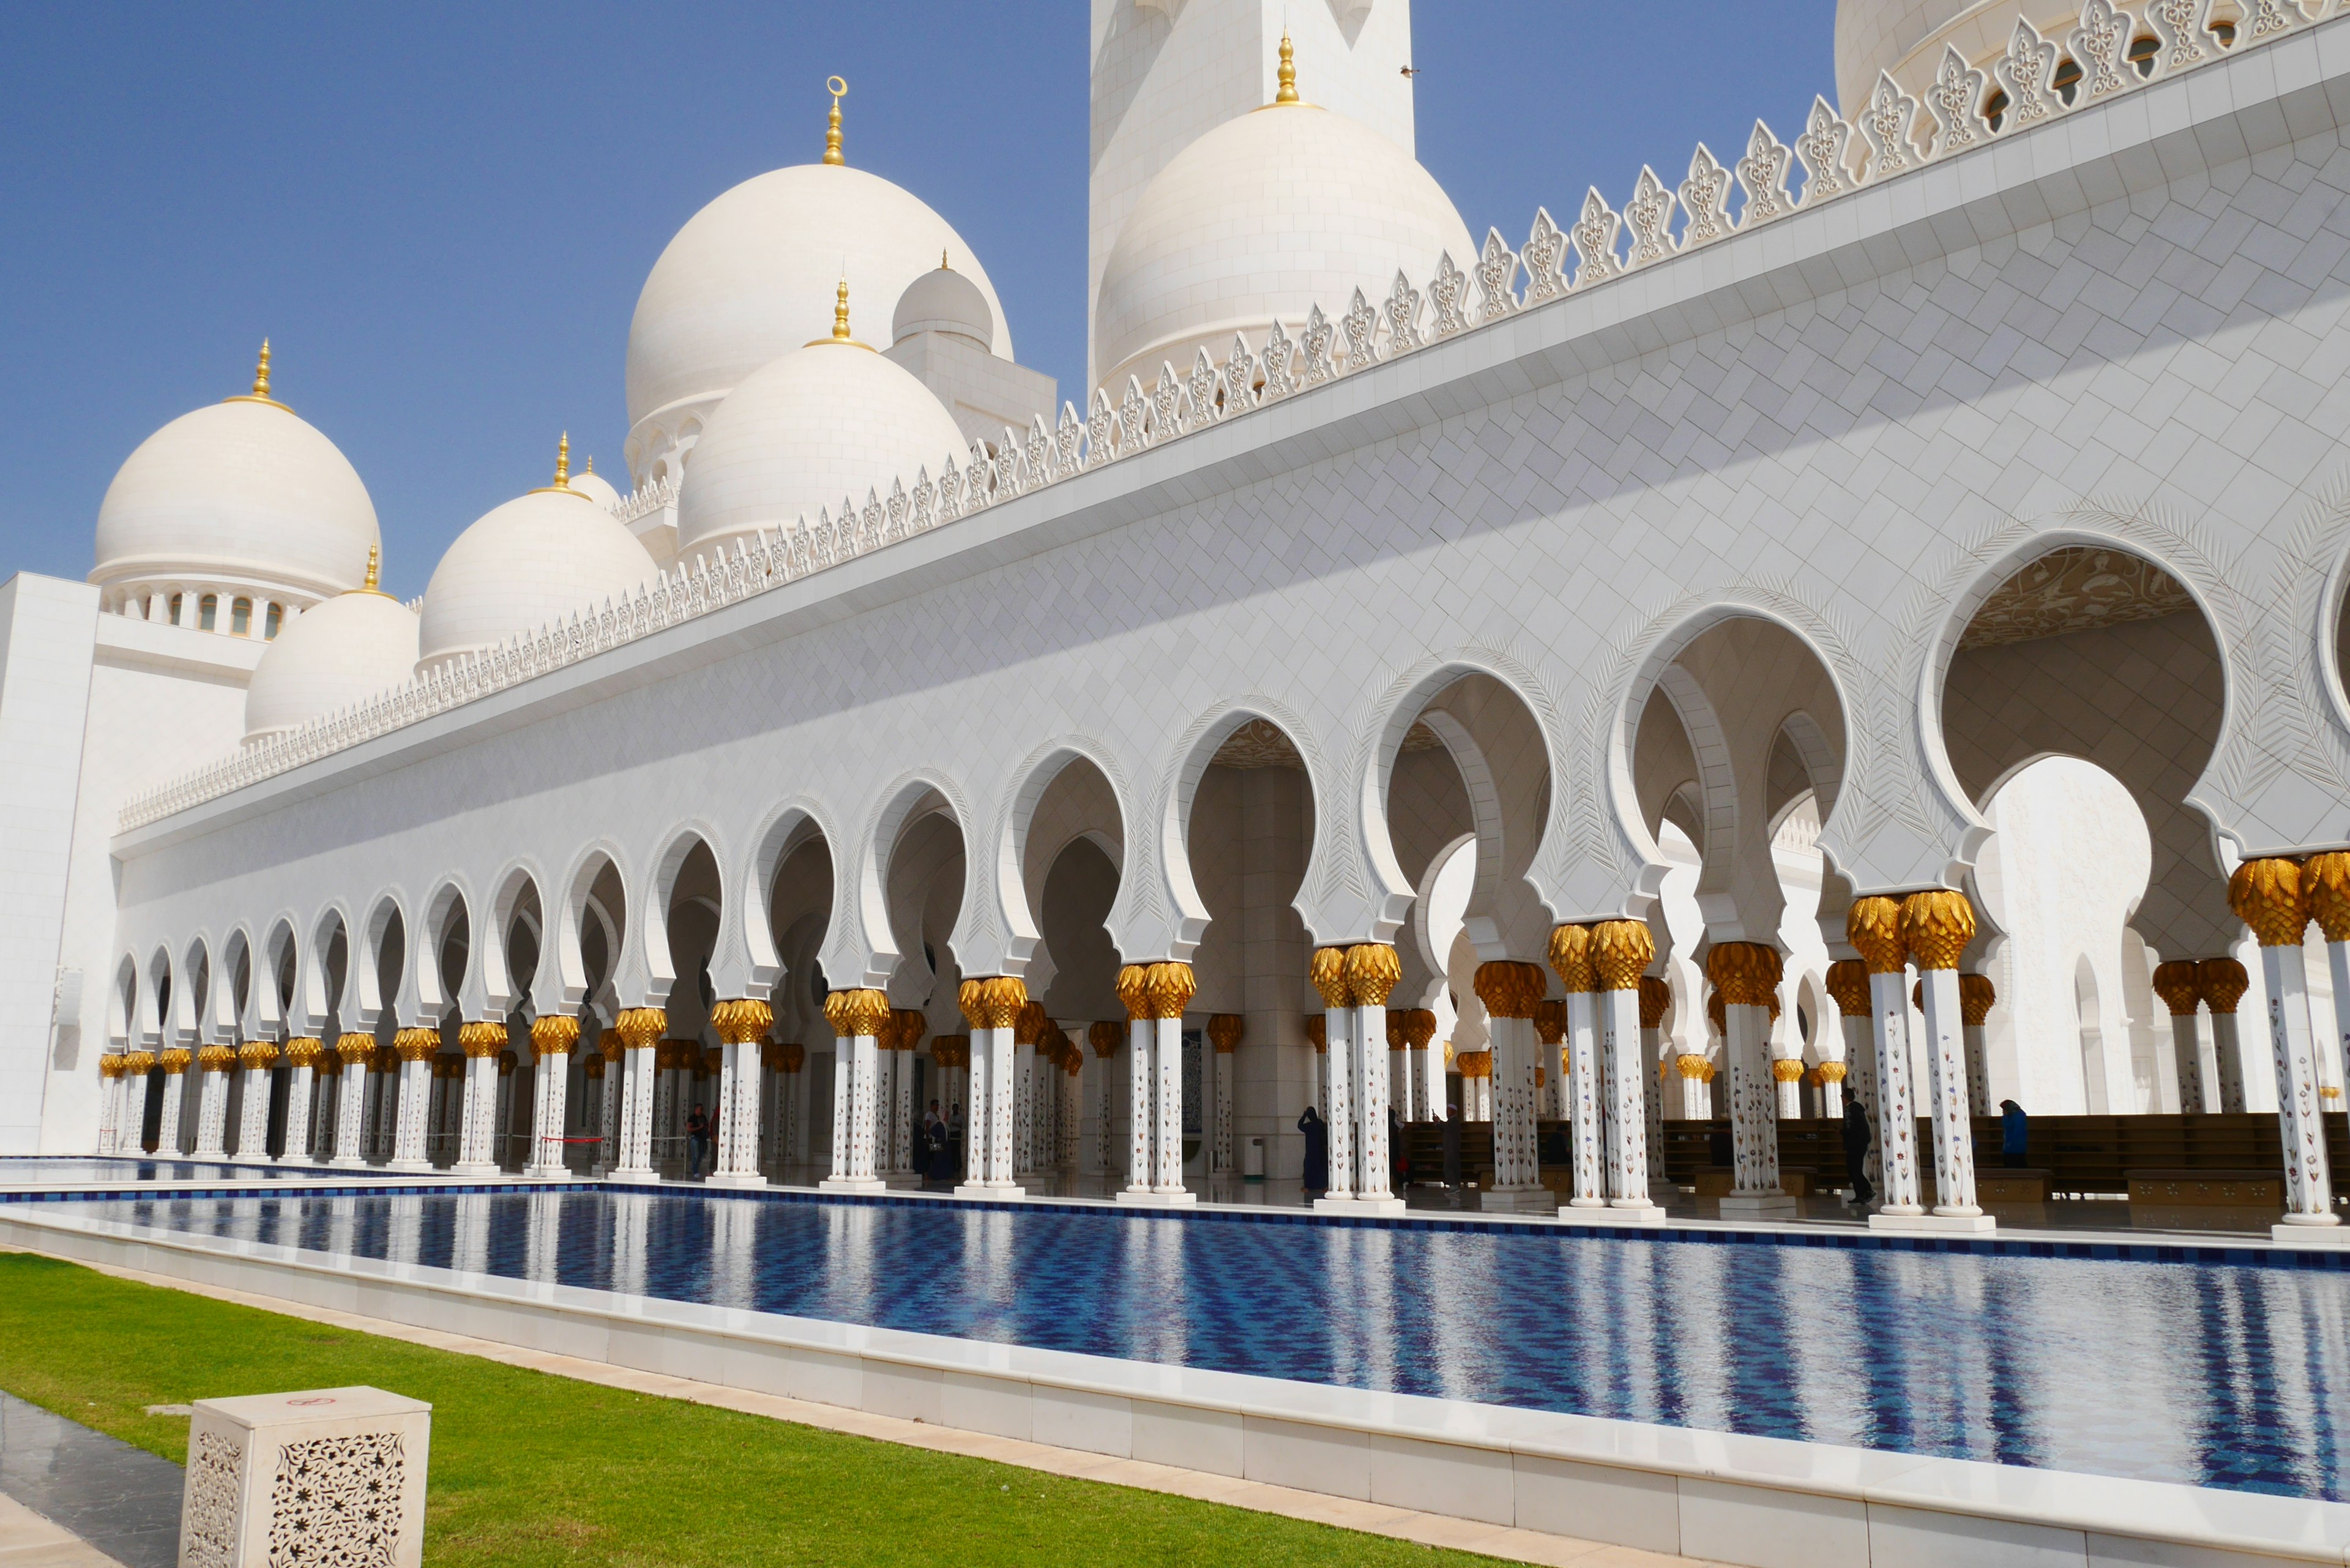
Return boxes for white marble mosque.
[12,0,2350,1245]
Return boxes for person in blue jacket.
[1999,1099,2029,1168]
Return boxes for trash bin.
[1244,1136,1266,1181]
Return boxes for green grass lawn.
[0,1252,1515,1566]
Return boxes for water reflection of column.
[1310,950,1355,1201]
[1208,1016,1240,1173]
[825,1204,878,1323]
[452,1193,490,1277]
[280,1040,322,1163]
[1550,928,1604,1209]
[712,1197,753,1309]
[1125,1216,1188,1366]
[387,1194,423,1267]
[1849,900,1922,1214]
[612,1194,650,1297]
[327,1195,357,1263]
[524,1191,564,1285]
[613,1010,665,1182]
[2232,860,2341,1232]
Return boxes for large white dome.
[243,581,419,742]
[1094,102,1475,399]
[93,384,378,609]
[416,476,658,675]
[677,332,968,558]
[625,163,1009,471]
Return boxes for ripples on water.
[88,1190,2350,1500]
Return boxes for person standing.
[1297,1105,1328,1197]
[1842,1095,1874,1207]
[1999,1099,2029,1170]
[685,1102,711,1180]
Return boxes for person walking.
[685,1102,711,1180]
[922,1101,949,1184]
[1999,1099,2029,1169]
[1297,1105,1328,1197]
[1842,1095,1874,1207]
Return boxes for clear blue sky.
[0,2,1836,599]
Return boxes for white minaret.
[1088,0,1417,388]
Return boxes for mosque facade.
[10,0,2350,1240]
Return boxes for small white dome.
[565,462,622,510]
[1833,0,2078,116]
[626,163,1010,452]
[676,336,968,558]
[416,478,658,674]
[1094,102,1475,398]
[243,584,419,742]
[893,264,993,348]
[94,384,378,607]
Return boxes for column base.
[1315,1195,1406,1215]
[1116,1187,1194,1206]
[326,1156,367,1170]
[1561,1203,1669,1226]
[387,1158,433,1174]
[1870,1211,1997,1233]
[609,1167,659,1184]
[2273,1217,2350,1247]
[450,1161,499,1177]
[1481,1185,1560,1215]
[819,1176,890,1194]
[1718,1192,1799,1216]
[952,1182,1026,1199]
[522,1163,572,1181]
[705,1173,766,1190]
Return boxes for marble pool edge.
[4,1204,2344,1568]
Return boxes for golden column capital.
[2308,850,2350,941]
[1846,896,1906,974]
[458,1020,509,1058]
[1589,920,1654,990]
[1141,961,1195,1020]
[1208,1014,1244,1053]
[1404,1007,1438,1048]
[1705,941,1781,1007]
[1770,1058,1805,1083]
[1899,889,1975,970]
[1817,1060,1848,1083]
[1545,923,1594,993]
[1824,958,1868,1015]
[2230,857,2311,947]
[1532,998,1565,1046]
[97,1054,124,1080]
[1957,973,1996,1026]
[1472,960,1545,1020]
[1638,975,1671,1029]
[1087,1021,1121,1058]
[283,1036,324,1067]
[1706,989,1726,1036]
[822,988,892,1039]
[895,1007,930,1051]
[2149,960,2202,1017]
[1308,946,1351,1009]
[393,1028,441,1063]
[124,1050,157,1075]
[709,999,775,1046]
[779,1042,807,1073]
[615,1008,666,1048]
[1112,965,1149,1021]
[334,1032,374,1065]
[196,1043,237,1072]
[1342,943,1399,1007]
[237,1040,280,1069]
[1304,1015,1326,1053]
[958,976,1026,1030]
[598,1028,622,1061]
[2196,957,2249,1015]
[1385,1012,1406,1050]
[531,1015,581,1057]
[1014,1000,1048,1045]
[1456,1049,1493,1079]
[498,1049,518,1075]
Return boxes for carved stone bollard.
[178,1386,430,1567]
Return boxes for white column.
[1152,1013,1186,1193]
[1906,890,1989,1231]
[156,1051,191,1155]
[1122,1012,1152,1194]
[1350,952,1397,1204]
[329,1041,368,1166]
[1830,965,1881,1186]
[191,1051,231,1158]
[1315,949,1356,1202]
[850,1018,881,1184]
[1209,1015,1239,1173]
[389,1033,435,1171]
[236,1048,274,1158]
[829,1042,851,1182]
[961,1031,993,1187]
[2203,958,2251,1113]
[1014,1032,1037,1176]
[1477,961,1546,1210]
[1562,984,1604,1209]
[1599,975,1665,1220]
[614,1014,660,1182]
[1958,973,1994,1113]
[711,1004,770,1188]
[871,1036,898,1174]
[1092,1026,1117,1174]
[1709,941,1789,1214]
[1865,971,1922,1214]
[2234,861,2341,1239]
[278,1045,318,1163]
[524,1021,575,1178]
[2154,962,2209,1113]
[453,1025,502,1174]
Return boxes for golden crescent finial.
[1275,30,1298,104]
[823,76,848,165]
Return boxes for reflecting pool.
[85,1189,2350,1500]
[0,1157,345,1185]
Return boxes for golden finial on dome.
[364,543,379,591]
[554,431,571,488]
[225,338,292,411]
[583,454,594,475]
[1275,30,1299,104]
[942,247,950,270]
[822,76,848,166]
[834,275,851,339]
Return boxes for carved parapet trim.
[2230,857,2311,947]
[1308,946,1351,1009]
[1957,973,1996,1026]
[1847,897,1906,975]
[1899,890,1975,970]
[1208,1014,1243,1053]
[1824,958,1868,1015]
[2196,957,2249,1015]
[958,976,1026,1031]
[457,1021,508,1057]
[1546,924,1595,993]
[529,1015,581,1058]
[1705,942,1781,1007]
[822,988,892,1039]
[1472,960,1545,1020]
[1638,976,1671,1029]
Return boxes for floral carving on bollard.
[178,1386,429,1568]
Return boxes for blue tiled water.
[85,1189,2350,1501]
[0,1157,337,1184]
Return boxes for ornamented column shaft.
[819,988,892,1189]
[957,977,1024,1192]
[1706,943,1786,1206]
[1548,926,1605,1208]
[154,1045,192,1155]
[1824,959,1878,1184]
[1208,1015,1242,1173]
[592,1030,621,1172]
[1849,899,1922,1213]
[451,1023,505,1172]
[1474,960,1546,1205]
[280,1040,323,1162]
[1013,1001,1045,1176]
[1592,920,1660,1211]
[1902,890,1983,1219]
[1957,972,1994,1112]
[2229,859,2338,1229]
[2150,961,2209,1114]
[2307,852,2350,1115]
[236,1040,279,1158]
[708,1000,774,1186]
[2199,957,2251,1114]
[1089,1022,1120,1175]
[523,1017,578,1176]
[389,1029,441,1170]
[94,1055,121,1155]
[1306,1014,1329,1115]
[1345,944,1400,1203]
[1309,947,1355,1200]
[329,1034,371,1165]
[610,1009,663,1180]
[188,1043,232,1159]
[1143,962,1196,1195]
[897,1009,927,1176]
[1401,1009,1438,1130]
[775,1042,805,1173]
[1638,974,1670,1155]
[1816,1059,1847,1117]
